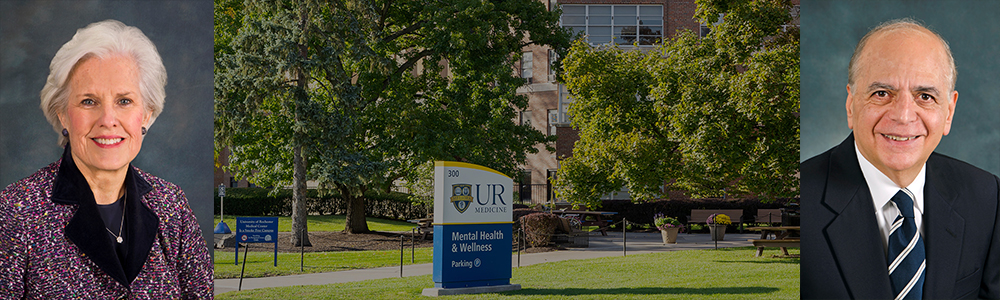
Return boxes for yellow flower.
[713,214,732,225]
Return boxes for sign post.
[422,161,520,296]
[235,217,279,266]
[214,184,231,234]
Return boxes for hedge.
[520,213,561,247]
[598,198,798,229]
[213,188,429,221]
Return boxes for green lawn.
[213,215,418,232]
[215,247,434,279]
[217,247,799,299]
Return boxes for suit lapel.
[921,161,964,299]
[820,135,893,298]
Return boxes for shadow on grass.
[507,286,780,296]
[705,246,799,252]
[713,259,800,264]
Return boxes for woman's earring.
[62,129,68,136]
[141,127,147,135]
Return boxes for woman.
[0,20,212,298]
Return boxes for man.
[801,19,1000,299]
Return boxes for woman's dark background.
[0,0,214,258]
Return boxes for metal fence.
[515,183,555,205]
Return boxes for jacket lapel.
[123,167,158,284]
[820,135,893,298]
[921,161,963,298]
[51,145,160,287]
[54,147,128,286]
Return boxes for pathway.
[214,231,760,295]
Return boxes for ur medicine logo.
[451,184,473,213]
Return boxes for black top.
[96,195,128,265]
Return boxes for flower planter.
[709,224,727,241]
[660,227,680,244]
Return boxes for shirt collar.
[855,142,925,214]
[51,144,152,205]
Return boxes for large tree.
[215,0,569,235]
[555,0,799,206]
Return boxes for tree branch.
[383,20,426,43]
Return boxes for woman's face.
[58,54,150,174]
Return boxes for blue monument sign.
[235,217,278,266]
[423,161,520,296]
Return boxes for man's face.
[846,28,958,184]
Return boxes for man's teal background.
[800,0,1000,176]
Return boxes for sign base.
[421,284,521,297]
[214,221,232,234]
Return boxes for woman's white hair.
[40,19,166,146]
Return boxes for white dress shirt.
[855,143,925,253]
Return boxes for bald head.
[848,19,957,91]
[844,18,960,187]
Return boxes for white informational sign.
[434,161,513,224]
[430,161,515,290]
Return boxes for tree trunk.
[341,185,370,234]
[291,144,312,246]
[290,3,312,247]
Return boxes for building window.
[519,169,533,203]
[548,49,558,82]
[558,84,573,124]
[521,51,533,83]
[783,5,800,32]
[561,5,663,46]
[546,169,557,202]
[521,110,533,128]
[229,176,237,188]
[548,109,558,135]
[700,13,724,38]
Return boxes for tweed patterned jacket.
[0,151,213,299]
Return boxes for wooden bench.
[550,210,617,236]
[751,238,800,257]
[688,209,744,233]
[408,218,434,240]
[551,217,590,248]
[751,209,783,225]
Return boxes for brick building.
[215,0,799,202]
[514,0,799,205]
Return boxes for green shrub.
[214,188,429,221]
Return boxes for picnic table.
[549,210,618,236]
[407,218,434,240]
[746,226,800,258]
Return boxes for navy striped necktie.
[888,188,925,300]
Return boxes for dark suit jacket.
[801,134,1000,299]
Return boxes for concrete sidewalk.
[214,231,760,295]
